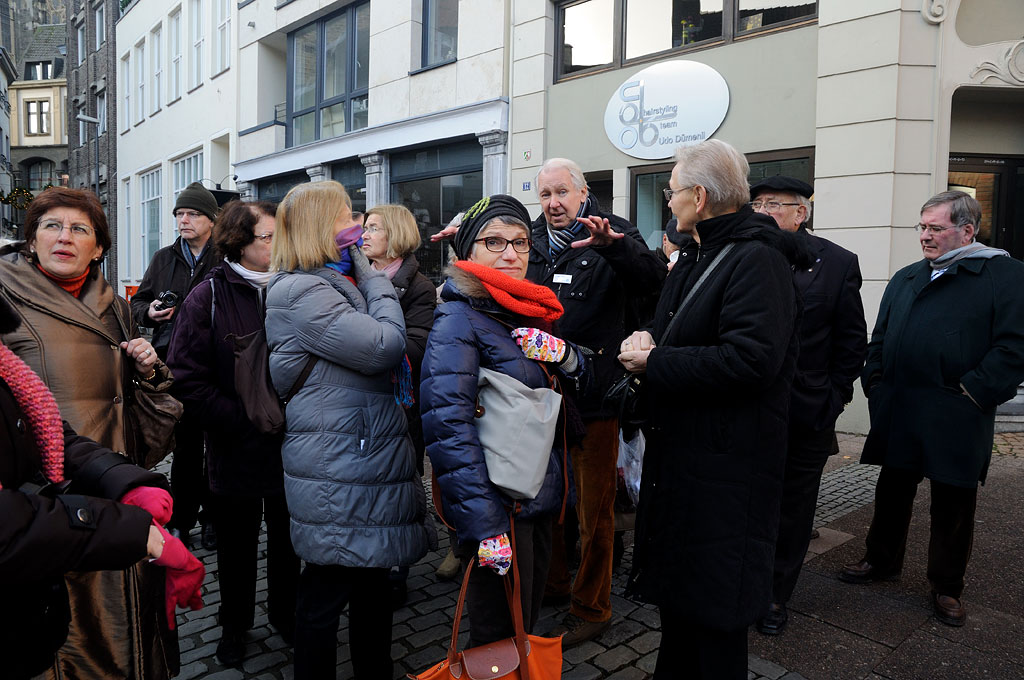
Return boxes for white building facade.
[116,0,238,293]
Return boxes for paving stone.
[179,642,218,665]
[636,650,658,674]
[407,609,449,632]
[563,640,605,664]
[562,662,602,680]
[175,660,208,680]
[626,630,661,654]
[406,623,452,648]
[242,650,288,674]
[593,645,639,672]
[626,606,661,628]
[199,668,244,680]
[779,673,809,680]
[605,667,647,680]
[747,653,789,679]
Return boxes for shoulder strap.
[283,354,318,403]
[658,242,736,345]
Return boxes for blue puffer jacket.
[421,266,577,545]
[266,266,429,568]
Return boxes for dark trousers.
[654,607,747,680]
[772,425,837,604]
[458,517,553,647]
[865,465,978,597]
[168,412,208,534]
[546,416,618,622]
[293,564,392,680]
[211,492,299,636]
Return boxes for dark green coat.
[861,255,1024,487]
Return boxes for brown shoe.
[839,559,899,584]
[547,613,610,648]
[932,593,966,627]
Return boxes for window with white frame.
[151,27,162,112]
[95,6,105,49]
[122,177,131,275]
[96,92,106,135]
[169,10,182,100]
[173,151,203,199]
[140,169,162,264]
[213,0,229,73]
[135,42,145,123]
[121,56,131,130]
[190,0,204,89]
[77,24,85,64]
[25,100,49,135]
[78,105,87,145]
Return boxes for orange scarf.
[36,264,90,298]
[454,260,563,322]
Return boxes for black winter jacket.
[165,263,285,497]
[130,237,217,356]
[627,207,801,631]
[527,208,665,419]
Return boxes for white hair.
[673,140,750,212]
[536,158,588,192]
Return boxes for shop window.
[332,158,367,214]
[558,0,816,80]
[423,0,458,68]
[287,2,369,147]
[257,170,309,203]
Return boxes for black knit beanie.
[173,182,219,220]
[453,194,532,260]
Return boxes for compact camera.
[154,291,181,311]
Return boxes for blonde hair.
[271,181,352,271]
[365,204,421,259]
[673,140,750,213]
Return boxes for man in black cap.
[750,175,867,635]
[131,181,221,548]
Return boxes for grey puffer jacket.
[265,266,430,568]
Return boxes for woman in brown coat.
[0,187,183,679]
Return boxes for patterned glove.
[153,525,205,629]
[511,328,567,364]
[119,486,173,526]
[478,534,512,576]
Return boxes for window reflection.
[626,0,723,60]
[562,0,613,74]
[737,0,816,32]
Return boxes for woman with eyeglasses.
[0,186,192,679]
[166,199,301,667]
[421,194,586,647]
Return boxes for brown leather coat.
[0,246,179,680]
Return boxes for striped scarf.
[0,342,64,488]
[546,193,597,258]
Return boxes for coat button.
[581,260,588,265]
[668,311,674,317]
[16,418,26,434]
[76,508,91,523]
[113,395,122,404]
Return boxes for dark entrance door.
[948,155,1024,259]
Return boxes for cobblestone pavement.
[158,432,1021,679]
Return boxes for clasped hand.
[618,330,655,374]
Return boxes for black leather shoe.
[756,603,788,636]
[201,523,218,551]
[839,559,899,584]
[932,593,966,627]
[216,632,246,667]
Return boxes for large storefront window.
[332,158,366,214]
[288,2,369,147]
[257,170,309,203]
[558,0,816,80]
[391,140,483,285]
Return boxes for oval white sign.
[604,60,730,160]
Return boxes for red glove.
[153,525,204,629]
[120,486,174,526]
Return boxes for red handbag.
[409,523,563,680]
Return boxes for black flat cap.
[750,176,814,199]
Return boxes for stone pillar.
[235,180,254,200]
[305,164,329,182]
[477,130,508,195]
[509,2,554,213]
[360,153,389,210]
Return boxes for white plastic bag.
[617,429,645,507]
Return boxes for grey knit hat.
[173,182,219,220]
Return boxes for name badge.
[553,274,573,284]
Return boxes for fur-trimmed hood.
[443,263,491,300]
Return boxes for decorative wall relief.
[971,41,1024,86]
[920,0,948,25]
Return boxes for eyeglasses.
[474,237,532,253]
[751,200,800,213]
[38,220,94,238]
[663,186,694,201]
[174,210,203,220]
[916,223,961,234]
[363,225,383,234]
[253,233,274,242]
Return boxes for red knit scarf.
[0,342,64,489]
[454,260,564,322]
[36,263,90,298]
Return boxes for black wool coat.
[789,228,867,431]
[165,263,285,497]
[528,208,666,419]
[860,255,1024,487]
[627,207,801,632]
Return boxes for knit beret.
[453,194,532,260]
[173,182,219,220]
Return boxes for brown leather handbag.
[408,523,563,680]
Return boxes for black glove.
[348,245,383,283]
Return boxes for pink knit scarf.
[0,342,64,488]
